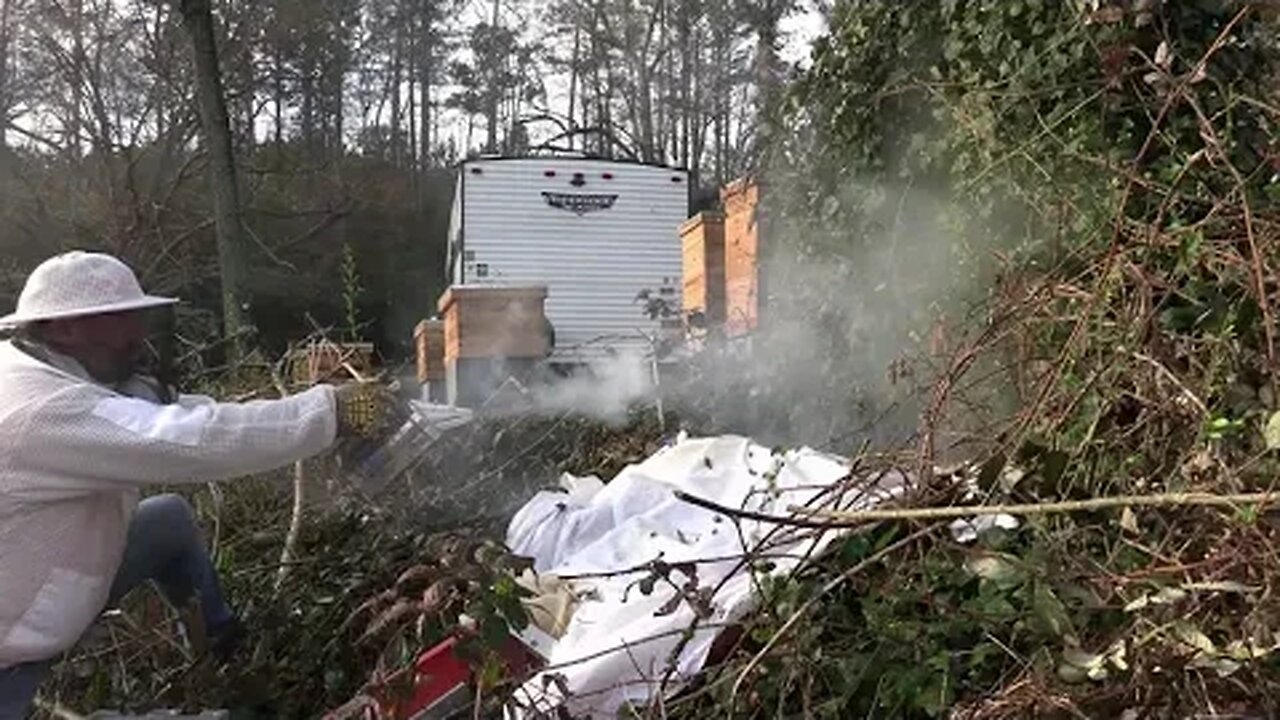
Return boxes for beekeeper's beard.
[95,341,145,384]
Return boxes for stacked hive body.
[414,319,446,402]
[721,179,761,338]
[680,211,725,329]
[437,285,550,406]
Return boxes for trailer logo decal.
[542,191,618,215]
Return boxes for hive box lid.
[437,284,549,313]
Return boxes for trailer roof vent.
[570,172,586,187]
[602,172,615,180]
[470,167,483,175]
[671,175,684,183]
[544,170,557,177]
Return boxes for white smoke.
[525,349,656,424]
[409,170,1014,454]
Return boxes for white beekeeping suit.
[0,252,338,669]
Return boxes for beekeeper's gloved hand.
[333,380,399,439]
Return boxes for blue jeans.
[0,494,234,719]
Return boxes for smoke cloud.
[498,173,1018,454]
[411,165,1018,457]
[525,351,655,424]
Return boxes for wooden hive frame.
[414,319,446,384]
[437,285,550,361]
[680,210,726,328]
[721,178,761,338]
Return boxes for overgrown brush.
[661,2,1280,718]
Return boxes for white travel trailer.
[445,156,690,364]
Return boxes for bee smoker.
[340,395,475,497]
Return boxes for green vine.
[340,242,364,343]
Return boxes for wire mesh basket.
[339,397,475,497]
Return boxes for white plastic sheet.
[504,434,908,717]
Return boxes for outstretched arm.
[13,384,338,494]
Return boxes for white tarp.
[504,434,908,717]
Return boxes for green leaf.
[1123,586,1187,612]
[912,666,953,716]
[1263,411,1280,449]
[1057,661,1089,683]
[1206,415,1246,440]
[1172,621,1218,656]
[872,525,903,552]
[1119,506,1140,534]
[1000,466,1027,492]
[1061,646,1109,681]
[1236,505,1259,524]
[480,613,510,648]
[966,591,1018,622]
[1224,638,1278,661]
[1040,449,1069,486]
[1108,640,1130,672]
[841,534,873,563]
[975,453,1005,490]
[964,552,1024,589]
[476,652,506,689]
[1031,583,1076,642]
[1189,655,1242,677]
[496,594,529,631]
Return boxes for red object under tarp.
[366,633,545,720]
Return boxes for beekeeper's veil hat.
[0,251,177,327]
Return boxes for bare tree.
[175,0,250,351]
[540,0,771,183]
[0,0,24,148]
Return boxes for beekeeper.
[0,251,387,718]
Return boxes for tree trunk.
[176,0,250,354]
[752,6,783,161]
[0,0,15,148]
[300,58,314,149]
[690,28,704,180]
[69,0,85,158]
[485,0,501,152]
[485,81,498,153]
[678,1,692,169]
[407,19,417,171]
[273,47,284,146]
[391,38,402,167]
[153,2,167,143]
[567,23,579,151]
[418,0,432,169]
[713,25,728,185]
[332,71,344,153]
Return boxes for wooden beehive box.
[680,211,725,327]
[289,341,376,386]
[414,319,446,384]
[722,178,760,337]
[437,285,550,361]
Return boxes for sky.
[780,2,829,66]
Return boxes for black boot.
[208,616,246,664]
